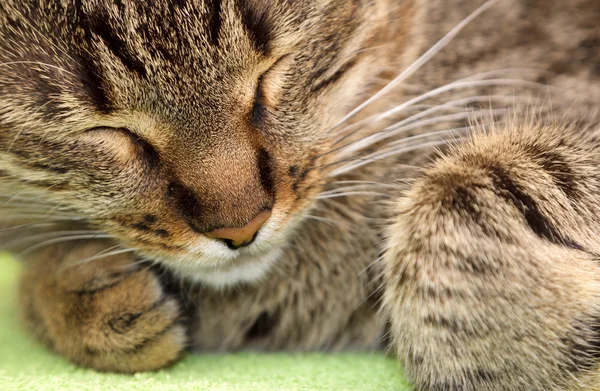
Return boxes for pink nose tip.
[205,210,272,249]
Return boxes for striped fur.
[1,0,600,389]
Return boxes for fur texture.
[1,0,600,389]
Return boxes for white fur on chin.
[189,248,283,289]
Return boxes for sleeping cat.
[1,0,599,389]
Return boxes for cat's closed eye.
[251,55,293,125]
[79,127,160,168]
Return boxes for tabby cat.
[1,0,599,389]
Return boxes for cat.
[1,0,600,389]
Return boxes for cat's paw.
[21,242,187,373]
[383,124,600,390]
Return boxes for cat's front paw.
[383,124,600,390]
[20,242,187,373]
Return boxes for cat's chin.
[141,209,306,288]
[156,247,284,289]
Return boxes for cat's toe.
[78,268,181,350]
[68,267,187,372]
[23,243,187,373]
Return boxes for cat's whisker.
[329,0,500,131]
[0,221,57,233]
[0,210,76,220]
[7,97,60,153]
[0,194,63,208]
[0,186,65,204]
[128,257,157,270]
[331,77,555,149]
[316,191,394,200]
[0,192,64,201]
[373,128,469,156]
[290,181,327,194]
[0,202,67,212]
[0,61,77,78]
[0,210,77,221]
[332,66,549,136]
[302,214,345,227]
[318,183,405,196]
[316,197,403,223]
[19,233,115,256]
[0,197,72,210]
[327,179,415,187]
[1,229,105,244]
[363,78,554,127]
[386,111,506,148]
[0,213,89,222]
[329,137,465,177]
[0,207,84,220]
[314,121,478,173]
[71,247,138,267]
[87,244,123,257]
[0,190,38,207]
[332,92,525,152]
[58,247,142,275]
[334,106,508,159]
[0,193,84,217]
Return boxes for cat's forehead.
[0,0,362,132]
[62,0,353,109]
[81,0,309,59]
[70,0,322,97]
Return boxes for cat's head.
[0,0,397,286]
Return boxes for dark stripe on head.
[206,0,223,46]
[235,0,271,55]
[75,50,113,114]
[85,14,148,79]
[31,77,70,119]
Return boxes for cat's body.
[2,0,600,390]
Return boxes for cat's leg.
[18,240,186,373]
[384,121,600,391]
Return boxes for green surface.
[0,254,410,391]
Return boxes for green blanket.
[0,255,411,391]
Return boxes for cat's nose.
[205,210,272,250]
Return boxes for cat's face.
[0,0,392,285]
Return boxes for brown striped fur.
[2,0,600,389]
